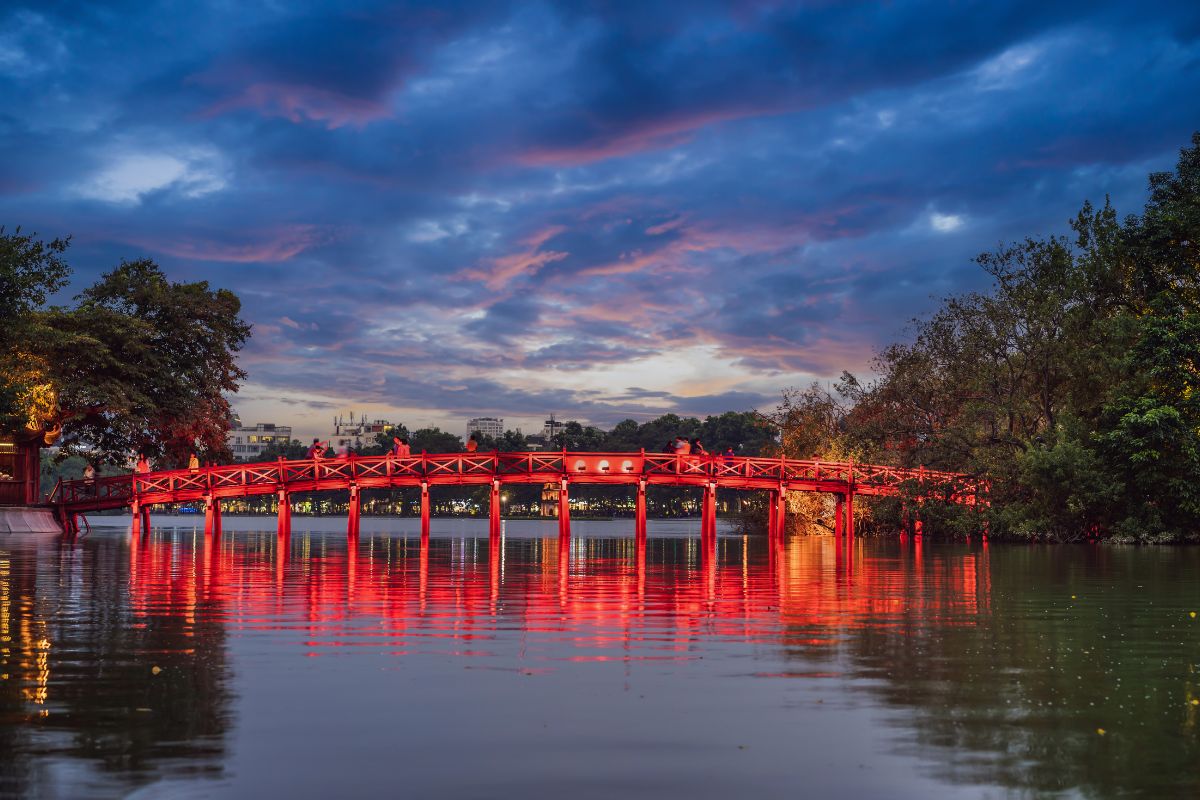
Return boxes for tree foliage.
[831,132,1200,541]
[1,237,250,468]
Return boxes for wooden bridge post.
[635,479,647,543]
[204,495,222,538]
[558,477,570,541]
[277,488,291,537]
[347,484,360,540]
[702,481,717,541]
[845,490,854,539]
[140,505,152,538]
[775,485,787,542]
[489,479,501,541]
[420,481,430,545]
[131,496,142,538]
[835,494,845,539]
[767,489,778,541]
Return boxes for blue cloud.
[2,0,1199,435]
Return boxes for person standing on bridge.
[188,453,200,472]
[465,434,479,453]
[392,437,411,457]
[83,463,96,495]
[135,454,150,474]
[307,438,328,459]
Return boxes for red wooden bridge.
[49,450,984,543]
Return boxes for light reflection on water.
[1,518,1198,799]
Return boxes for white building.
[228,423,293,460]
[466,417,504,441]
[329,413,396,452]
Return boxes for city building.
[329,413,395,452]
[540,414,575,441]
[227,422,293,459]
[465,417,504,441]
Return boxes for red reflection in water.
[126,532,992,664]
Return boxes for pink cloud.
[134,225,328,263]
[458,225,569,289]
[202,82,392,129]
[514,105,777,167]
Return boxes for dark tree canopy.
[821,131,1200,542]
[1,236,250,467]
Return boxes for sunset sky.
[3,1,1199,439]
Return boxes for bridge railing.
[50,451,985,508]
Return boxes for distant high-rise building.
[466,417,504,441]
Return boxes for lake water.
[2,516,1198,799]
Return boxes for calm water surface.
[2,516,1199,799]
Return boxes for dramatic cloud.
[3,0,1199,437]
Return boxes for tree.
[409,427,462,453]
[698,411,775,455]
[551,420,607,451]
[45,260,251,467]
[251,438,309,462]
[0,229,70,432]
[2,233,251,468]
[470,428,529,452]
[832,131,1200,541]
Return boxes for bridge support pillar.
[347,484,360,540]
[277,489,291,537]
[204,496,221,538]
[635,480,647,544]
[845,491,854,539]
[835,494,845,539]
[131,497,142,538]
[775,486,787,542]
[702,482,717,541]
[489,479,501,542]
[558,478,570,542]
[420,481,430,545]
[140,505,152,538]
[767,490,777,541]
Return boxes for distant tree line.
[254,410,776,459]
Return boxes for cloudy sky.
[3,1,1199,439]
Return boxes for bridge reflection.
[7,531,1194,797]
[126,531,991,660]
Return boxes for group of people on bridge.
[305,436,414,460]
[665,437,736,459]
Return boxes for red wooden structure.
[0,433,45,506]
[48,450,984,544]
